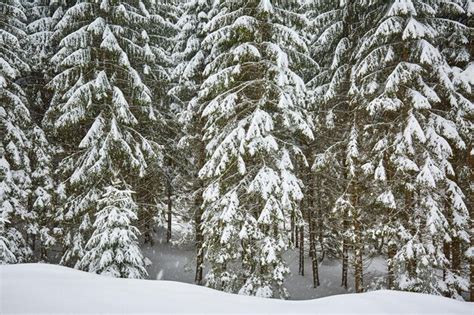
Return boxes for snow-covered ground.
[142,236,387,300]
[1,264,470,314]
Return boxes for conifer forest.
[1,0,473,303]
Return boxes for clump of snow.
[1,264,471,314]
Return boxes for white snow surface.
[1,264,471,314]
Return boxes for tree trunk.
[341,207,348,289]
[451,236,461,276]
[194,140,205,285]
[467,146,473,301]
[352,184,363,293]
[405,190,416,279]
[166,180,172,243]
[387,243,396,289]
[354,217,363,292]
[299,223,304,276]
[317,196,325,261]
[194,201,204,285]
[295,225,299,249]
[308,214,320,286]
[144,221,154,246]
[309,174,320,287]
[470,211,473,301]
[291,211,295,247]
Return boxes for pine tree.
[45,0,162,268]
[129,1,179,247]
[24,0,67,122]
[0,217,17,264]
[352,0,469,297]
[28,126,57,261]
[78,180,147,279]
[305,0,369,291]
[170,0,217,285]
[0,0,33,263]
[198,0,314,298]
[436,0,473,299]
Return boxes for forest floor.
[141,230,387,300]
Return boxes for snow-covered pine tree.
[24,0,66,122]
[305,0,371,292]
[44,0,162,268]
[22,1,70,262]
[78,180,147,279]
[198,0,314,298]
[0,0,33,263]
[305,0,349,285]
[130,1,179,246]
[0,217,17,264]
[450,1,474,302]
[169,0,215,284]
[434,0,473,299]
[352,0,469,297]
[27,126,57,261]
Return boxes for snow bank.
[0,264,471,314]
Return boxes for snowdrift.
[0,264,471,314]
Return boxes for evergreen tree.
[129,1,179,247]
[170,0,215,284]
[24,0,67,122]
[199,0,314,298]
[28,126,57,261]
[305,0,369,291]
[436,0,473,299]
[352,0,469,297]
[0,0,33,263]
[45,0,162,267]
[78,180,147,279]
[0,217,17,264]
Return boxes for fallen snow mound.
[0,264,471,314]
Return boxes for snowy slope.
[0,264,471,314]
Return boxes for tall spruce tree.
[198,0,314,298]
[131,1,178,247]
[305,0,369,291]
[170,0,215,284]
[45,0,162,269]
[436,0,473,300]
[23,1,68,262]
[352,0,469,297]
[28,126,57,261]
[0,0,33,263]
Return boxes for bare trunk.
[352,184,363,293]
[341,208,348,289]
[166,181,172,243]
[405,190,416,279]
[309,173,319,287]
[195,202,204,284]
[295,225,299,249]
[468,146,474,301]
[387,243,396,289]
[451,237,461,276]
[471,216,474,301]
[194,140,205,285]
[309,215,320,286]
[144,221,154,246]
[354,217,363,292]
[299,223,304,276]
[291,211,295,247]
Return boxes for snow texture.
[1,264,471,314]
